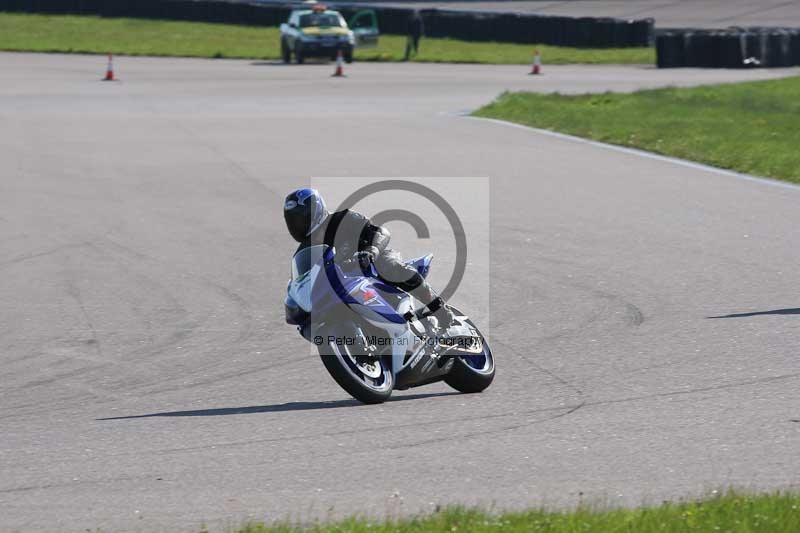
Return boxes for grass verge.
[0,13,654,64]
[474,76,800,183]
[234,491,800,532]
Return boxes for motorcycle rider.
[283,187,455,328]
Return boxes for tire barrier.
[657,27,800,68]
[0,0,654,48]
[413,10,652,47]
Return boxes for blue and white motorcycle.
[285,245,494,404]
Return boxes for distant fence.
[657,28,800,68]
[0,0,654,48]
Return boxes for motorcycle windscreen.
[289,244,329,313]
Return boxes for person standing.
[404,10,424,60]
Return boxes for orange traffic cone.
[331,49,345,77]
[529,49,541,75]
[102,53,115,81]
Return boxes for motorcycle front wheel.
[318,330,394,404]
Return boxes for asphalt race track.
[1,54,799,531]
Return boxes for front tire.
[318,335,393,404]
[443,308,495,394]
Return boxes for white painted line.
[465,115,800,193]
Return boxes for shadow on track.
[249,61,332,66]
[707,308,800,319]
[97,391,459,420]
[249,61,289,66]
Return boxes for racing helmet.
[284,188,329,242]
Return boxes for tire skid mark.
[492,234,646,331]
[2,367,125,416]
[491,278,590,395]
[492,337,583,395]
[165,370,800,458]
[100,401,580,458]
[23,372,799,480]
[374,401,587,454]
[589,370,800,408]
[0,240,196,414]
[0,335,63,369]
[88,239,196,363]
[5,244,130,403]
[417,371,800,451]
[0,470,166,496]
[0,393,94,421]
[16,363,106,390]
[492,274,644,349]
[200,278,256,347]
[495,256,718,383]
[0,241,90,271]
[0,232,31,247]
[148,355,299,393]
[0,404,571,495]
[243,401,587,465]
[56,237,260,399]
[101,236,256,353]
[490,270,645,401]
[624,301,645,326]
[112,242,258,353]
[165,113,282,198]
[64,276,103,359]
[88,240,243,384]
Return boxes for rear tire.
[443,308,495,394]
[318,335,393,404]
[445,356,494,393]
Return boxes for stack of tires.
[657,27,800,68]
[418,9,653,47]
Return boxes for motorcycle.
[285,244,495,404]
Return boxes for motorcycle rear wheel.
[443,308,495,394]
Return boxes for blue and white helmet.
[284,188,329,242]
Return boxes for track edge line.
[464,115,800,193]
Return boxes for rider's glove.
[354,248,378,272]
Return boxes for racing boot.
[425,296,456,330]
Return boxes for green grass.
[474,76,800,183]
[233,491,800,532]
[0,13,654,64]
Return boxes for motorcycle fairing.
[322,257,408,325]
[284,287,309,325]
[288,263,321,313]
